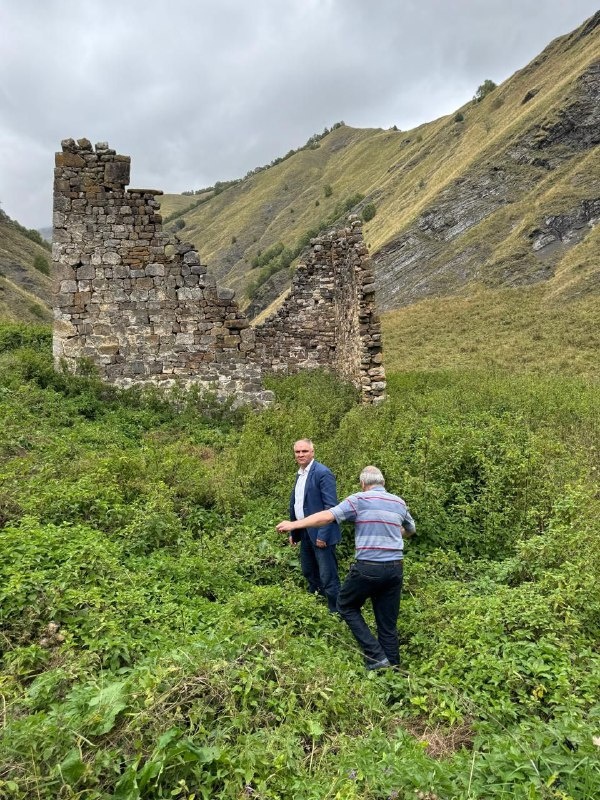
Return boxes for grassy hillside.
[159,13,598,301]
[1,327,599,798]
[0,210,52,323]
[157,11,599,374]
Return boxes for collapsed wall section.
[251,221,385,403]
[52,139,385,403]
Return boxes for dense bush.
[32,254,50,275]
[361,202,376,222]
[473,78,497,103]
[0,322,599,798]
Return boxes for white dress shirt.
[294,459,314,521]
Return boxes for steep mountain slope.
[0,210,52,323]
[159,11,599,328]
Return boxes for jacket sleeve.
[315,468,339,543]
[318,468,338,511]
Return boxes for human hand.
[277,520,294,533]
[288,535,297,547]
[316,538,327,548]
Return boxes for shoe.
[365,657,391,671]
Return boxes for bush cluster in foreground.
[0,323,599,799]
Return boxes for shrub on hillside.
[0,322,51,353]
[362,203,376,222]
[33,254,50,275]
[473,79,497,103]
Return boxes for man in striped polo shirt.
[277,466,415,670]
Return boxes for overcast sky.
[0,0,597,229]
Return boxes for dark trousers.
[337,560,403,666]
[300,533,340,613]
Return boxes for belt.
[357,559,403,564]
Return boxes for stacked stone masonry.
[52,139,386,404]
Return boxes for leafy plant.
[1,331,599,798]
[473,78,497,102]
[32,254,50,275]
[362,202,376,222]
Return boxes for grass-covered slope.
[1,324,599,799]
[0,210,52,323]
[158,12,599,323]
[382,276,600,377]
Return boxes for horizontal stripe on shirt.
[331,485,415,562]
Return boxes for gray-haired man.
[277,466,415,670]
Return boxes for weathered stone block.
[103,159,131,187]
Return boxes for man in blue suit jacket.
[288,439,341,612]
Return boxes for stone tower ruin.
[52,138,386,404]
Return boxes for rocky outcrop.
[529,198,600,256]
[374,165,520,308]
[510,63,600,164]
[373,61,600,311]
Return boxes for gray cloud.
[0,0,597,227]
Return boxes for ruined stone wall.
[251,220,385,403]
[52,139,385,403]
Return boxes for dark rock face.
[529,199,600,255]
[512,63,600,160]
[374,166,518,309]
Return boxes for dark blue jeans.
[300,533,340,613]
[337,560,403,666]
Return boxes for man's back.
[331,486,415,561]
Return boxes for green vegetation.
[32,254,50,275]
[251,242,285,269]
[361,202,376,222]
[473,79,498,103]
[246,193,367,301]
[1,322,599,798]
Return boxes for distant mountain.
[0,209,53,323]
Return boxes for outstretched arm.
[277,509,335,533]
